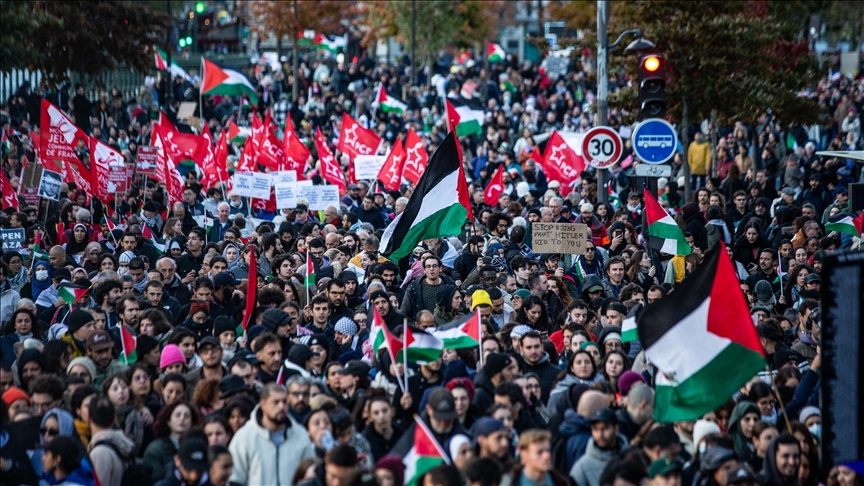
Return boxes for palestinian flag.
[645,189,691,256]
[299,31,348,52]
[58,281,89,304]
[445,97,484,137]
[142,225,166,254]
[119,325,137,365]
[32,230,49,261]
[826,212,863,238]
[369,306,388,353]
[304,250,316,289]
[487,42,506,63]
[380,131,472,261]
[404,417,450,486]
[608,183,620,210]
[570,260,586,284]
[399,325,444,364]
[621,316,638,343]
[227,120,248,144]
[374,83,407,114]
[636,246,765,422]
[430,311,481,349]
[201,59,259,104]
[153,46,191,82]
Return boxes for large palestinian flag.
[826,211,863,238]
[445,97,484,137]
[637,246,765,422]
[430,311,481,349]
[645,189,691,256]
[380,131,472,261]
[201,59,259,104]
[374,84,407,114]
[404,417,450,486]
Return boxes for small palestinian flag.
[430,311,481,349]
[142,225,166,254]
[304,250,316,289]
[58,281,89,304]
[487,42,506,63]
[637,246,765,422]
[32,231,49,261]
[101,215,117,233]
[645,189,691,256]
[374,83,407,114]
[380,131,472,261]
[227,120,248,144]
[119,325,137,365]
[153,46,191,82]
[399,325,444,364]
[608,183,620,210]
[201,59,259,104]
[369,306,387,353]
[404,417,450,486]
[621,316,638,343]
[445,97,484,137]
[826,212,864,238]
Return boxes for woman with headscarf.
[2,252,29,296]
[65,224,91,257]
[30,260,53,303]
[728,400,761,460]
[222,243,240,270]
[433,284,464,326]
[31,408,84,477]
[81,242,104,274]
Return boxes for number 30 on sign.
[581,126,623,169]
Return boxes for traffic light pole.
[596,0,609,204]
[165,0,172,107]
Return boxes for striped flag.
[645,189,691,256]
[58,281,89,304]
[487,42,506,62]
[621,316,638,343]
[404,417,450,486]
[399,325,444,364]
[826,212,864,238]
[304,250,316,289]
[142,225,166,254]
[369,306,387,353]
[374,83,407,114]
[119,325,137,365]
[429,311,481,349]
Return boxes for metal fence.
[1,68,150,104]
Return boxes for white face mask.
[119,267,130,276]
[35,270,49,281]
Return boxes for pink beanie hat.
[159,344,187,370]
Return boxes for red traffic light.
[643,56,661,72]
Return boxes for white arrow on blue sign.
[632,118,678,164]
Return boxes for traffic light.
[195,2,206,14]
[637,53,666,119]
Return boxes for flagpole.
[767,365,793,434]
[402,319,408,393]
[477,310,483,368]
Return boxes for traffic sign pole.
[582,126,624,169]
[631,118,678,164]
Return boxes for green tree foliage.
[0,1,170,85]
[383,0,464,70]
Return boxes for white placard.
[300,185,321,209]
[298,185,342,211]
[354,155,387,180]
[275,182,299,209]
[232,172,272,199]
[270,170,298,186]
[319,185,341,211]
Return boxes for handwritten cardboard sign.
[531,223,590,255]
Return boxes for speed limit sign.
[582,126,623,169]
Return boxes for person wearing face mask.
[118,251,135,276]
[31,260,54,302]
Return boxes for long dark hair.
[153,401,200,438]
[2,308,41,338]
[555,349,597,385]
[515,295,550,332]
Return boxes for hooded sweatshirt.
[89,428,136,486]
[728,401,760,458]
[759,436,801,486]
[569,436,627,486]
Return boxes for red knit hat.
[445,377,475,401]
[2,387,30,407]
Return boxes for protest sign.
[531,223,590,255]
[1,229,25,252]
[319,185,341,211]
[38,170,62,201]
[275,182,299,209]
[270,170,298,186]
[107,164,129,193]
[136,146,158,175]
[354,155,387,180]
[231,172,256,198]
[251,172,272,199]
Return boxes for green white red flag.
[645,189,691,256]
[119,325,138,365]
[58,281,89,305]
[826,212,863,238]
[429,311,481,350]
[404,417,450,486]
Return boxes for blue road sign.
[632,118,678,164]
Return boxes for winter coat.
[143,436,178,482]
[362,423,404,463]
[569,437,627,486]
[688,140,711,176]
[41,459,95,486]
[89,429,136,486]
[758,435,802,486]
[472,368,498,413]
[728,401,760,458]
[229,405,316,486]
[555,410,593,472]
[522,352,560,404]
[400,274,455,319]
[547,374,599,415]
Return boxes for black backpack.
[90,440,154,486]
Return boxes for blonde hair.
[518,429,551,449]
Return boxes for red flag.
[244,246,258,332]
[156,113,207,166]
[250,114,265,155]
[377,139,405,192]
[541,131,584,184]
[212,127,230,186]
[284,115,295,136]
[1,171,18,210]
[39,99,86,168]
[347,158,358,185]
[337,113,381,159]
[530,146,543,164]
[283,127,310,178]
[483,164,506,206]
[444,99,460,133]
[401,129,428,185]
[88,136,123,204]
[257,126,287,171]
[315,128,346,192]
[236,137,257,173]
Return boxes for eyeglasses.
[40,427,59,437]
[424,264,440,269]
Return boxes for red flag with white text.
[39,99,86,168]
[483,164,506,206]
[541,130,584,185]
[337,113,381,159]
[401,129,428,185]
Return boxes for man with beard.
[156,257,192,304]
[579,203,610,247]
[474,417,514,471]
[758,434,801,486]
[228,383,316,485]
[338,270,364,309]
[326,279,353,323]
[87,330,128,386]
[285,375,311,423]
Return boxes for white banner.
[270,170,298,186]
[232,172,271,199]
[275,182,299,209]
[354,155,387,180]
[300,185,342,211]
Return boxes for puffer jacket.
[229,404,316,486]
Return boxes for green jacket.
[143,436,177,482]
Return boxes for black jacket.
[471,368,497,413]
[176,251,205,277]
[400,274,455,319]
[362,423,404,463]
[522,353,560,404]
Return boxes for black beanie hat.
[137,334,159,356]
[66,310,95,336]
[483,353,511,378]
[260,308,293,332]
[213,316,237,338]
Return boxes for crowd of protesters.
[0,43,862,486]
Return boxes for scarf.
[761,408,778,426]
[133,272,149,293]
[8,267,28,291]
[35,283,60,308]
[222,244,240,270]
